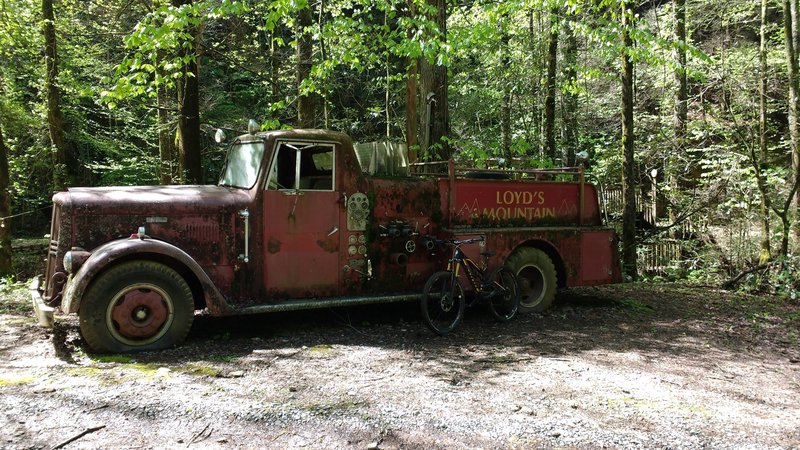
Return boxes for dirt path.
[1,283,798,449]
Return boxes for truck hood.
[55,185,252,215]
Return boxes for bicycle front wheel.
[484,266,520,322]
[421,271,465,335]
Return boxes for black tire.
[484,266,520,322]
[505,248,557,313]
[421,271,465,335]
[79,261,195,353]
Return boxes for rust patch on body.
[317,238,338,253]
[267,238,282,254]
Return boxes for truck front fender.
[62,237,230,315]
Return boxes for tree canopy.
[1,0,799,293]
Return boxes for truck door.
[262,141,341,298]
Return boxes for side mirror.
[214,128,227,144]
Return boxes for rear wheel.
[79,261,195,353]
[484,266,520,322]
[421,271,465,335]
[505,248,557,313]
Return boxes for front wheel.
[79,261,195,353]
[484,266,520,322]
[421,271,465,335]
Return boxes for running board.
[233,293,421,315]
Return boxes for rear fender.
[62,237,230,315]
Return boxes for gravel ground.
[0,282,799,449]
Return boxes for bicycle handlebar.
[429,236,485,246]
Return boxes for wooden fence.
[598,186,656,225]
[599,185,695,274]
[638,240,683,273]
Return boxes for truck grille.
[43,203,66,305]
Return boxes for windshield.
[219,141,266,188]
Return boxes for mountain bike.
[421,237,520,335]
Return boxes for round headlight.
[63,251,74,273]
[63,249,90,274]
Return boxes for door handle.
[238,209,250,263]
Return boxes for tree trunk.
[157,83,174,185]
[561,19,578,166]
[784,0,800,251]
[528,9,543,156]
[758,0,772,261]
[176,42,202,184]
[172,0,202,184]
[419,0,449,161]
[501,17,511,158]
[543,6,559,161]
[670,0,688,237]
[155,23,175,185]
[405,0,419,162]
[406,61,419,163]
[43,0,69,191]
[0,125,11,277]
[270,30,280,105]
[792,0,800,245]
[297,4,315,128]
[621,2,638,279]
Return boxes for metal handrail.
[408,160,584,182]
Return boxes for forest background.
[0,0,799,298]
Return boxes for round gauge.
[358,235,367,244]
[358,245,367,255]
[348,245,358,255]
[349,235,357,245]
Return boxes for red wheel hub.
[110,289,169,339]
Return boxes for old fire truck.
[30,127,621,352]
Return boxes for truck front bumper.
[29,276,55,328]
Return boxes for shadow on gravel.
[57,283,798,385]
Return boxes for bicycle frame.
[447,248,486,293]
[441,238,495,295]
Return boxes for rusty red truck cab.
[31,128,621,352]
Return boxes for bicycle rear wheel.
[421,271,465,335]
[484,266,520,322]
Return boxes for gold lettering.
[523,191,533,204]
[496,190,546,206]
[486,195,554,221]
[480,206,559,222]
[497,207,508,219]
